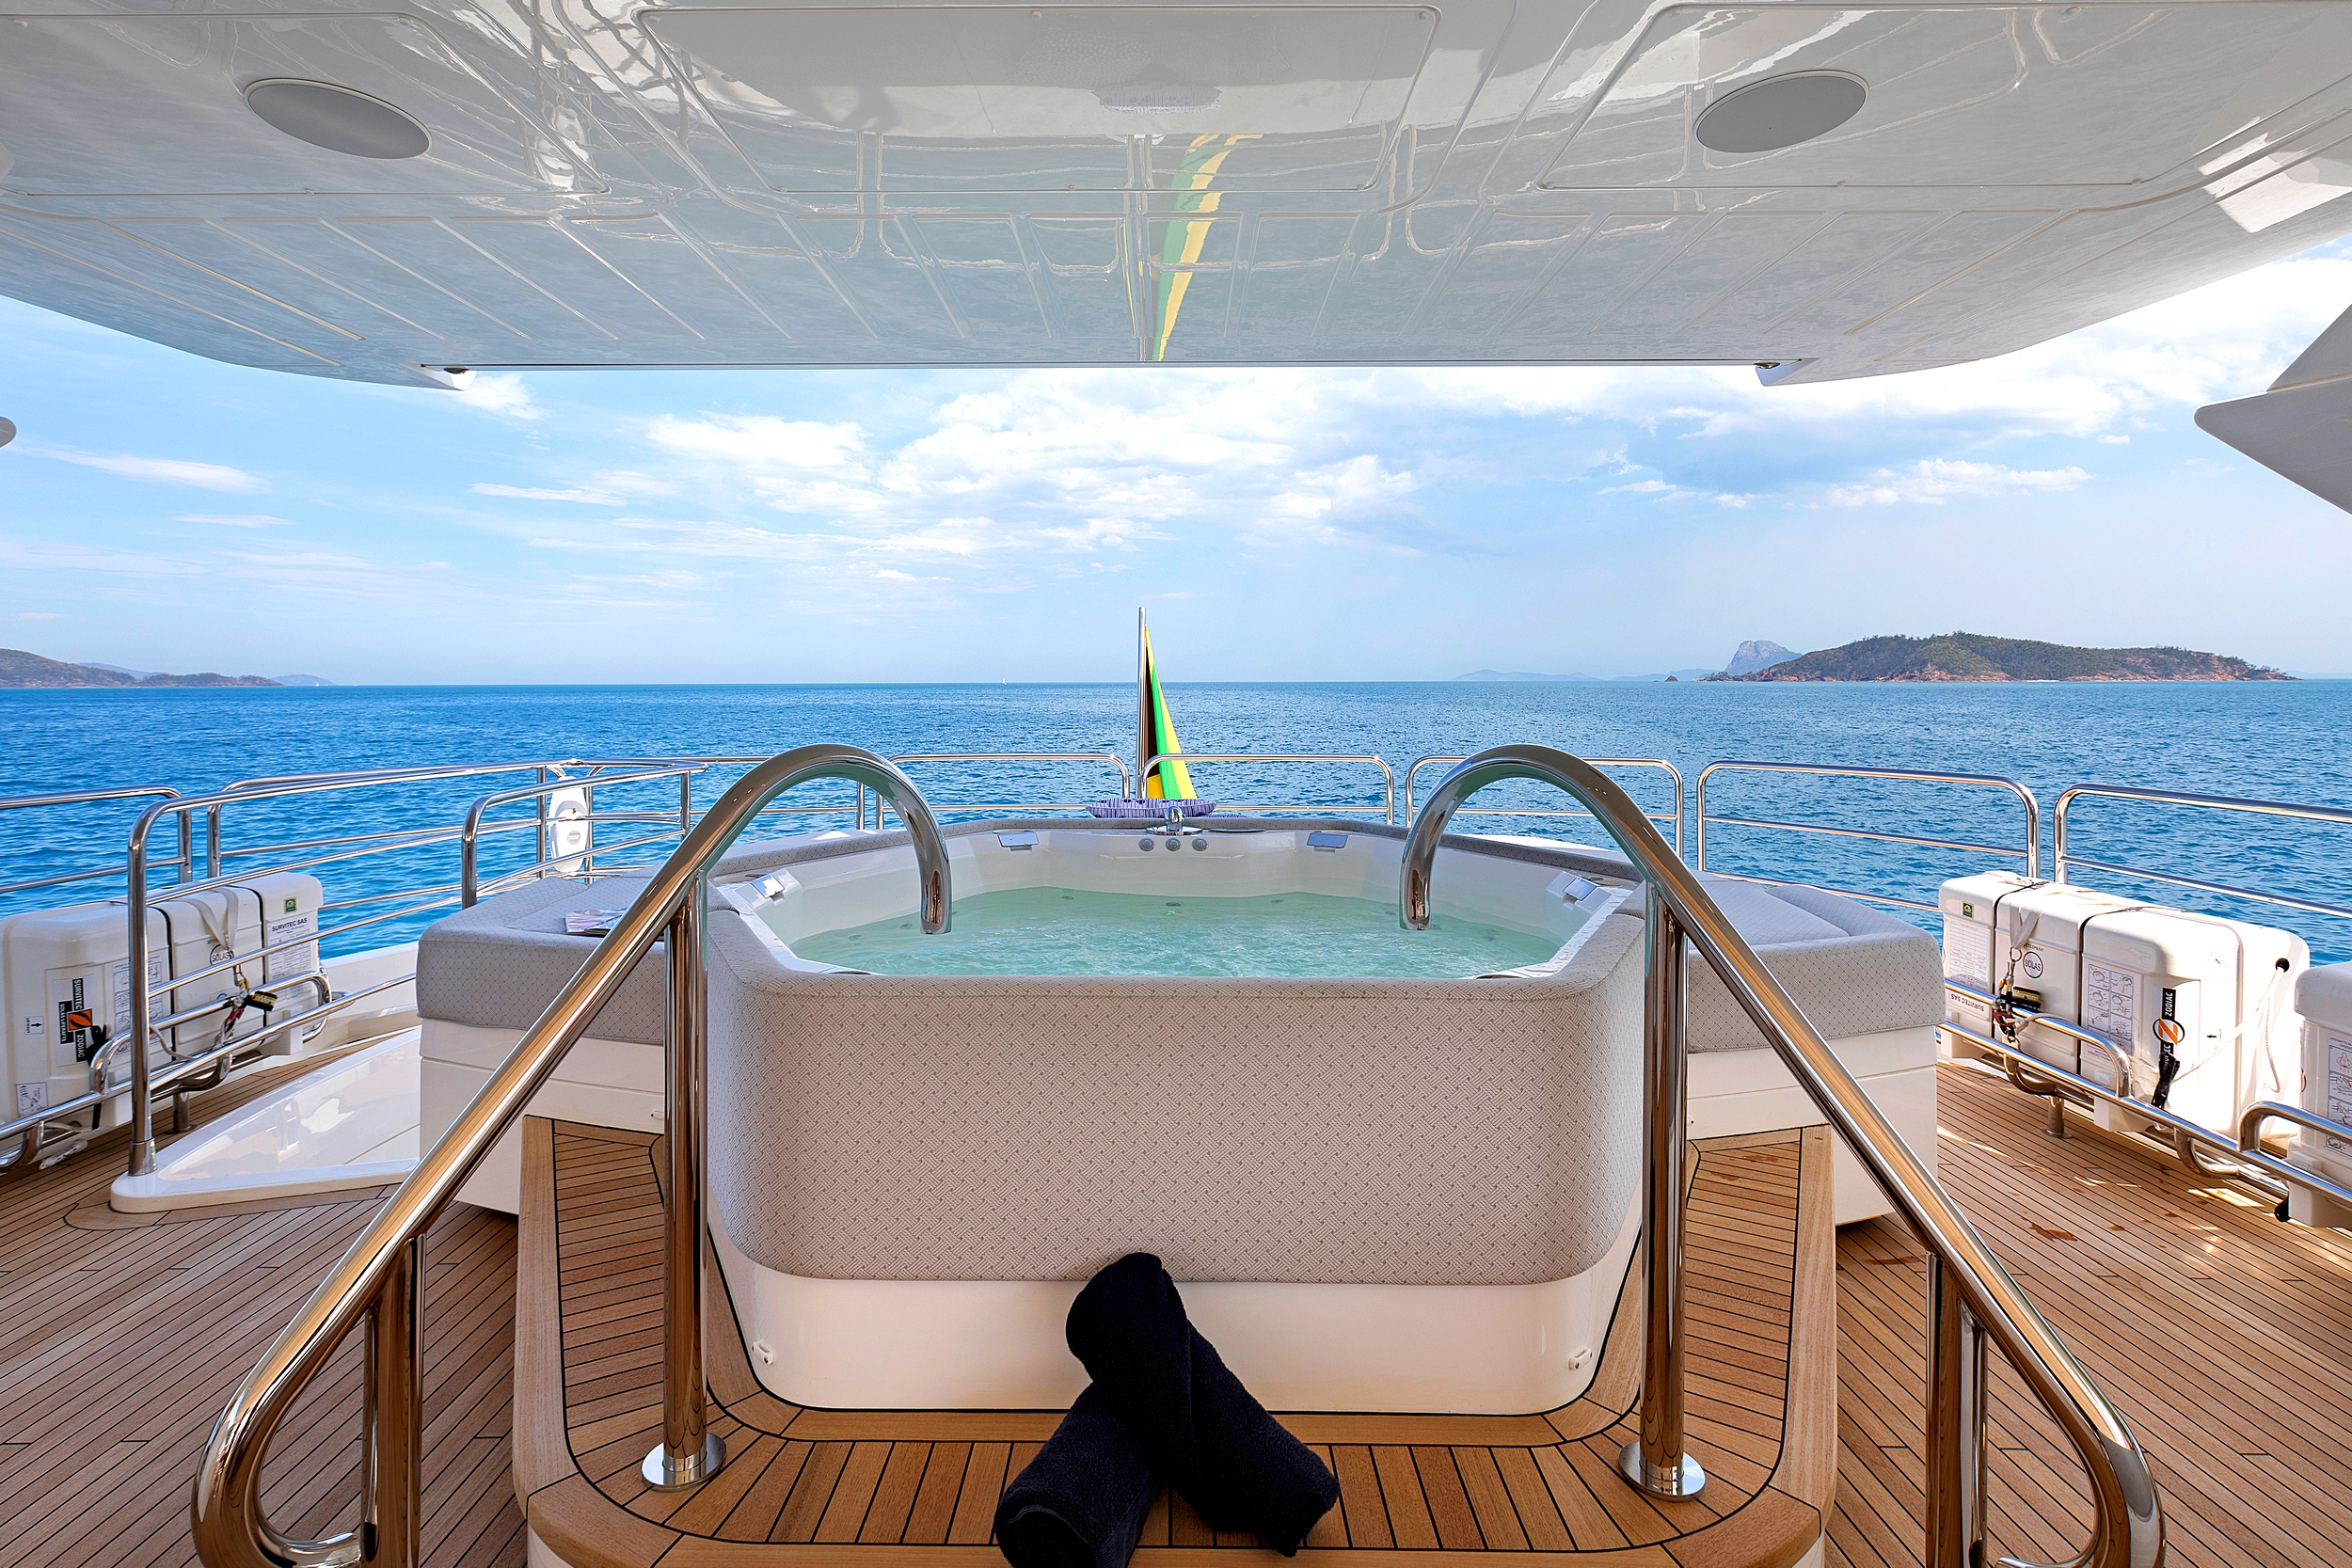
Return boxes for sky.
[0,235,2347,684]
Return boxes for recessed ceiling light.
[1695,71,1867,155]
[244,80,429,159]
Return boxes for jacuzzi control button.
[1137,838,1155,850]
[1191,838,1207,850]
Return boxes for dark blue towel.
[1065,1253,1339,1556]
[993,1383,1161,1568]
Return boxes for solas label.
[2328,1031,2352,1155]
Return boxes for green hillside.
[0,649,281,689]
[1709,633,2290,683]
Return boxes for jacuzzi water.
[789,886,1562,978]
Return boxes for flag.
[1137,610,1195,800]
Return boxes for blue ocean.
[3,680,2347,960]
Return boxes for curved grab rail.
[192,745,951,1568]
[1400,754,1683,854]
[1405,747,2159,1568]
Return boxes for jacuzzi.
[415,818,1941,1414]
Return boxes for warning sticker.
[265,912,319,984]
[2327,1031,2352,1155]
[15,1083,44,1118]
[45,974,91,1072]
[2085,960,2137,1043]
[1943,917,1992,987]
[109,953,167,1032]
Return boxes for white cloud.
[472,483,626,505]
[649,416,866,479]
[472,470,678,506]
[42,450,267,492]
[460,374,542,420]
[176,513,294,528]
[1823,459,2091,507]
[419,242,2350,625]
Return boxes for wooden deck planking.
[0,1051,526,1568]
[12,1047,2350,1568]
[535,1123,1830,1567]
[1825,1063,2352,1568]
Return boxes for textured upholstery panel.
[1685,878,1945,1053]
[1696,881,1847,946]
[414,875,667,1044]
[706,910,1645,1287]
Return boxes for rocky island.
[0,649,283,688]
[1708,632,2290,682]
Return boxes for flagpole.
[1136,607,1150,800]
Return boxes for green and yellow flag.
[1136,610,1195,800]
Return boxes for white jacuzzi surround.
[417,820,1944,1414]
[733,821,1626,966]
[712,1193,1643,1415]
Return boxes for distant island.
[1453,666,1717,683]
[1724,640,1799,676]
[0,648,291,689]
[1708,633,2291,683]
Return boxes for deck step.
[514,1119,1837,1568]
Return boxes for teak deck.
[513,1120,1836,1568]
[2,1059,2350,1568]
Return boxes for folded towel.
[1066,1253,1339,1555]
[994,1384,1162,1568]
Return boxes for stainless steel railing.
[1135,752,1397,823]
[192,745,951,1568]
[1945,978,2352,1212]
[0,784,192,900]
[862,752,1134,830]
[1405,746,2159,1568]
[2054,783,2352,923]
[459,766,708,906]
[1402,754,1684,853]
[114,766,657,1178]
[0,786,198,1167]
[1695,760,2042,909]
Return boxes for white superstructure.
[3,0,2351,385]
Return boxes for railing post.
[1621,885,1705,1498]
[644,875,723,1489]
[127,811,160,1178]
[1925,1253,1988,1568]
[366,1235,423,1568]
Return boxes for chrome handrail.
[192,745,951,1568]
[1401,754,1684,853]
[1696,761,2042,895]
[1946,979,2352,1211]
[459,766,707,906]
[864,752,1135,831]
[1405,747,2159,1568]
[120,769,667,1179]
[0,784,192,900]
[1135,752,1396,824]
[2053,784,2352,927]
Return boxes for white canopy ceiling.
[3,0,2350,388]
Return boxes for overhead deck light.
[244,79,430,159]
[1694,71,1866,154]
[0,417,15,450]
